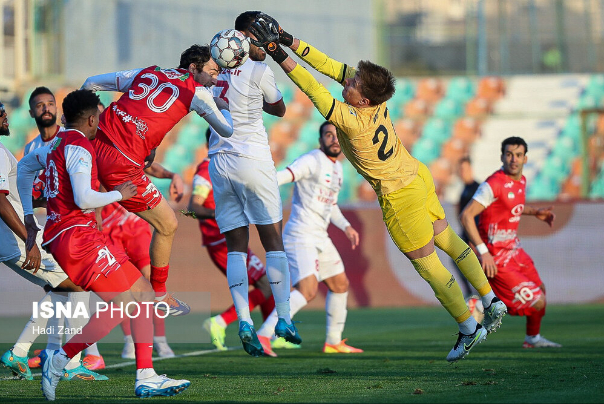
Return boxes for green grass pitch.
[0,304,602,403]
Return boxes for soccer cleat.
[1,348,33,380]
[523,335,562,349]
[202,317,227,351]
[61,362,109,381]
[274,318,302,345]
[238,321,264,357]
[258,335,277,357]
[272,338,302,349]
[482,297,507,334]
[446,324,488,362]
[155,293,191,316]
[28,349,44,369]
[41,350,63,401]
[83,354,105,370]
[323,339,364,354]
[466,295,485,323]
[154,341,175,358]
[135,374,191,398]
[121,341,136,359]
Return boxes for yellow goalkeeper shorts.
[378,162,446,253]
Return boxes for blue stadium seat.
[433,98,464,119]
[445,77,476,102]
[411,137,440,165]
[421,118,452,144]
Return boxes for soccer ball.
[210,29,250,69]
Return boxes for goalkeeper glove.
[249,18,289,64]
[256,13,293,47]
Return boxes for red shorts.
[47,226,142,300]
[93,129,162,213]
[206,241,266,285]
[104,220,152,271]
[489,248,543,317]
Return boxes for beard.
[35,113,57,128]
[0,126,9,137]
[322,145,341,158]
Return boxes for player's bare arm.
[144,163,183,202]
[183,193,215,220]
[344,226,360,250]
[523,205,555,227]
[263,99,286,117]
[0,193,41,271]
[460,199,498,278]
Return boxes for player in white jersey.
[256,122,362,356]
[0,102,106,381]
[207,11,299,356]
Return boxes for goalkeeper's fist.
[250,18,288,64]
[256,13,293,47]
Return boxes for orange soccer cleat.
[258,335,277,357]
[322,339,364,354]
[83,354,106,370]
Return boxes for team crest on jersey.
[508,192,515,199]
[0,174,5,186]
[348,107,357,116]
[158,68,189,82]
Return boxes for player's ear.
[188,63,198,74]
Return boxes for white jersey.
[23,127,63,156]
[283,149,349,239]
[208,59,282,161]
[0,141,23,261]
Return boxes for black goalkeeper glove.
[256,13,293,47]
[249,18,289,64]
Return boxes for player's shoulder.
[195,158,210,175]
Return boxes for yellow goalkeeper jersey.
[287,40,418,197]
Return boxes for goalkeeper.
[249,13,507,362]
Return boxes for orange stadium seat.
[477,76,505,101]
[415,78,444,103]
[403,98,430,119]
[441,138,467,165]
[465,97,492,117]
[452,117,481,145]
[394,118,421,150]
[429,157,453,198]
[559,158,583,200]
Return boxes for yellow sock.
[434,225,492,296]
[411,251,471,323]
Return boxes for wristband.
[266,43,288,64]
[475,243,489,255]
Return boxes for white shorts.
[284,234,345,285]
[209,153,283,233]
[3,253,68,289]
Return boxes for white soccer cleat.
[41,350,63,401]
[482,297,507,334]
[523,335,562,349]
[135,374,191,398]
[446,324,487,362]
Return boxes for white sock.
[136,368,157,380]
[52,348,71,370]
[482,291,496,309]
[46,292,68,351]
[325,291,348,345]
[265,251,291,323]
[459,315,479,335]
[226,252,252,324]
[257,289,307,338]
[12,291,54,357]
[124,334,134,344]
[215,315,227,328]
[153,336,167,344]
[525,334,540,343]
[64,292,91,369]
[85,343,100,357]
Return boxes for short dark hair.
[178,45,211,70]
[501,136,528,155]
[62,90,100,124]
[235,11,261,32]
[28,86,54,109]
[357,60,395,105]
[318,121,335,138]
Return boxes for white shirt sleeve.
[276,168,294,186]
[191,86,233,138]
[81,68,142,93]
[329,204,351,232]
[0,148,11,194]
[472,181,496,209]
[65,145,122,209]
[286,153,316,183]
[259,65,283,104]
[17,146,48,215]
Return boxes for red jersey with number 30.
[43,130,99,246]
[192,159,223,246]
[100,66,204,163]
[473,169,526,257]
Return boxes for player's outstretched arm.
[524,205,555,227]
[81,68,144,93]
[191,87,233,138]
[144,163,183,202]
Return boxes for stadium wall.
[1,202,602,317]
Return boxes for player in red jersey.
[81,44,233,315]
[182,129,275,352]
[461,136,561,349]
[17,90,190,400]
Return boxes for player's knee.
[331,276,349,294]
[532,296,546,311]
[297,284,317,302]
[154,213,178,237]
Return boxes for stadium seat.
[411,137,441,165]
[433,98,464,119]
[477,76,505,101]
[421,118,451,145]
[403,98,430,118]
[584,74,604,99]
[445,77,476,103]
[394,118,421,150]
[465,97,492,117]
[540,155,570,184]
[452,117,481,145]
[527,174,560,201]
[416,78,444,103]
[575,94,600,110]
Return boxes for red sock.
[248,288,266,312]
[63,303,125,358]
[153,311,166,337]
[131,302,154,369]
[150,265,169,296]
[526,307,545,336]
[259,295,275,321]
[220,305,238,325]
[121,316,132,336]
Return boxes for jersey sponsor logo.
[78,157,90,168]
[47,211,61,223]
[45,160,60,199]
[508,192,515,199]
[348,107,357,116]
[0,175,5,186]
[504,181,514,188]
[455,247,472,265]
[510,204,524,222]
[446,275,456,289]
[112,105,149,140]
[301,46,310,57]
[159,68,189,81]
[96,246,117,267]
